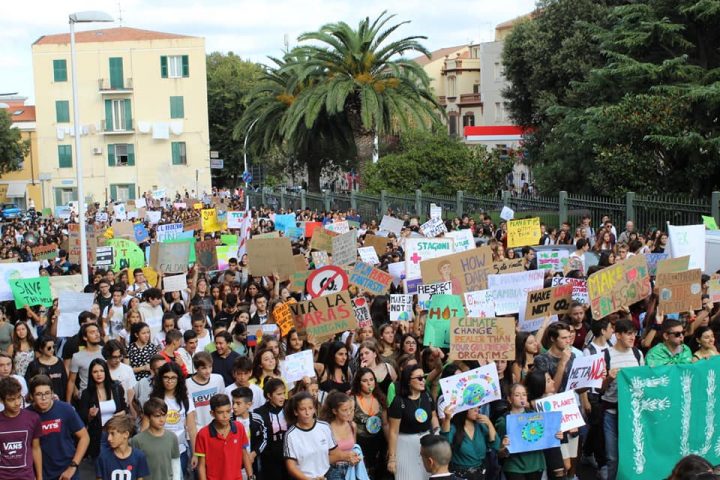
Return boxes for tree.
[282,11,443,186]
[0,110,28,174]
[206,52,264,186]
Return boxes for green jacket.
[645,343,692,367]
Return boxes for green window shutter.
[109,57,124,88]
[170,96,184,119]
[104,100,113,131]
[160,56,168,78]
[110,185,117,201]
[108,144,115,166]
[182,55,189,77]
[58,145,72,168]
[129,184,136,200]
[123,99,132,130]
[55,100,70,123]
[53,59,67,82]
[54,189,62,207]
[171,142,180,165]
[127,144,135,166]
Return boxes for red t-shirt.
[195,421,249,480]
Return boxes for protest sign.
[95,246,114,268]
[417,281,452,297]
[449,317,515,361]
[68,223,82,263]
[488,269,545,315]
[114,203,127,220]
[363,234,390,257]
[221,234,238,246]
[349,262,392,296]
[656,255,690,276]
[247,238,296,277]
[306,265,349,298]
[95,212,108,223]
[387,261,405,288]
[10,277,52,308]
[506,412,562,454]
[507,217,540,248]
[430,203,442,219]
[201,209,220,232]
[163,237,196,263]
[535,390,585,432]
[709,275,720,303]
[310,228,337,252]
[195,240,219,272]
[163,274,187,292]
[405,238,455,281]
[420,217,447,238]
[325,220,350,234]
[389,294,413,321]
[618,358,720,479]
[49,274,83,299]
[105,239,145,271]
[550,277,589,304]
[304,221,323,238]
[425,294,465,348]
[289,291,356,340]
[274,214,296,232]
[489,257,525,275]
[284,226,304,241]
[32,243,58,261]
[227,211,245,229]
[55,206,71,219]
[134,223,149,243]
[58,292,95,337]
[112,221,134,239]
[445,230,475,253]
[351,297,372,328]
[312,251,330,268]
[464,289,495,317]
[281,350,315,383]
[216,246,233,270]
[289,271,310,293]
[173,202,186,210]
[331,230,357,266]
[439,363,502,414]
[379,215,404,235]
[145,211,161,225]
[656,268,702,313]
[183,216,201,232]
[668,224,705,270]
[587,254,650,318]
[538,249,570,272]
[565,353,605,391]
[419,246,491,294]
[703,215,719,230]
[151,242,190,274]
[645,253,669,276]
[357,247,380,265]
[500,206,515,221]
[525,284,573,319]
[157,223,184,242]
[273,300,297,337]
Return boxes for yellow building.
[31,27,211,208]
[0,96,43,210]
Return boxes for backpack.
[604,346,642,371]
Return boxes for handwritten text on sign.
[565,353,605,391]
[449,317,515,361]
[524,284,573,319]
[507,217,540,248]
[587,254,650,318]
[288,291,356,340]
[10,277,53,308]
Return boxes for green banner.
[618,357,720,480]
[163,237,196,263]
[221,234,238,246]
[10,277,53,308]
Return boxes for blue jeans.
[603,410,618,480]
[326,462,350,480]
[180,451,189,479]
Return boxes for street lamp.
[69,10,113,282]
[243,118,259,211]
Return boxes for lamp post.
[243,118,259,211]
[69,11,113,283]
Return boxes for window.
[55,100,70,123]
[161,55,189,78]
[495,102,504,122]
[53,59,67,82]
[171,142,187,165]
[463,114,475,127]
[109,57,124,89]
[58,145,72,168]
[170,96,184,119]
[448,76,456,97]
[104,99,132,131]
[494,62,504,81]
[110,184,136,201]
[108,144,135,166]
[473,83,480,94]
[54,188,77,206]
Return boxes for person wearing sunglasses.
[646,318,693,367]
[24,336,67,401]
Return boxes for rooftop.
[1,105,36,123]
[413,45,467,66]
[33,26,195,46]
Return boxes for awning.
[6,183,26,198]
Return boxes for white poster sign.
[58,292,95,337]
[488,269,545,315]
[464,289,496,317]
[446,230,476,252]
[668,224,705,271]
[0,262,41,301]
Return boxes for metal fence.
[248,188,720,233]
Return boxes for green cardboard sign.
[424,294,465,348]
[106,238,145,271]
[10,277,53,308]
[221,234,238,246]
[702,215,718,230]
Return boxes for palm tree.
[283,11,443,187]
[235,54,354,193]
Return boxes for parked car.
[0,203,22,220]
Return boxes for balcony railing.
[459,93,482,105]
[98,78,133,91]
[101,119,134,134]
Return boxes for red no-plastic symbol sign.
[306,265,349,298]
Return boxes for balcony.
[98,78,133,93]
[101,119,135,135]
[458,93,482,106]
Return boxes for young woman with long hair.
[441,402,499,480]
[24,336,67,400]
[357,339,397,395]
[255,378,289,479]
[320,391,361,480]
[377,323,397,364]
[250,346,282,388]
[8,321,35,377]
[512,332,540,383]
[351,367,389,478]
[318,341,351,394]
[127,321,158,381]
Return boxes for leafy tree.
[206,52,264,186]
[282,11,443,186]
[0,110,28,174]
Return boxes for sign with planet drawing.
[438,363,502,414]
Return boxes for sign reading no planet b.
[10,277,53,308]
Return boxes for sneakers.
[581,454,599,469]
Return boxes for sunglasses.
[668,331,685,338]
[410,376,426,382]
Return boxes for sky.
[2,0,537,103]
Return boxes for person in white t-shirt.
[191,313,213,352]
[102,340,137,417]
[102,288,126,340]
[138,288,164,336]
[224,356,264,412]
[177,330,198,376]
[186,352,226,429]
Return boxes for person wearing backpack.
[601,319,644,480]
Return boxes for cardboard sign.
[349,262,392,296]
[538,250,570,272]
[507,217,541,248]
[157,223,184,242]
[439,364,502,414]
[95,246,114,267]
[389,294,413,321]
[565,353,606,391]
[656,255,690,276]
[246,237,296,277]
[163,274,187,292]
[535,390,586,432]
[506,412,562,454]
[449,317,515,361]
[194,240,219,272]
[281,350,315,383]
[489,257,525,275]
[49,274,83,300]
[420,217,447,238]
[487,269,545,316]
[306,265,349,298]
[351,297,372,328]
[709,275,720,303]
[405,237,454,281]
[550,277,589,304]
[68,223,82,264]
[312,251,330,268]
[587,254,651,318]
[112,221,135,239]
[668,224,705,270]
[151,242,190,274]
[304,221,323,238]
[105,238,145,271]
[446,230,475,252]
[525,284,574,320]
[357,246,380,265]
[290,271,309,293]
[331,230,357,266]
[289,291,356,340]
[32,243,58,261]
[379,215,404,235]
[464,290,496,317]
[273,300,297,336]
[645,253,669,276]
[183,216,201,232]
[10,277,53,308]
[656,269,702,314]
[310,228,337,252]
[364,234,390,257]
[419,245,490,293]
